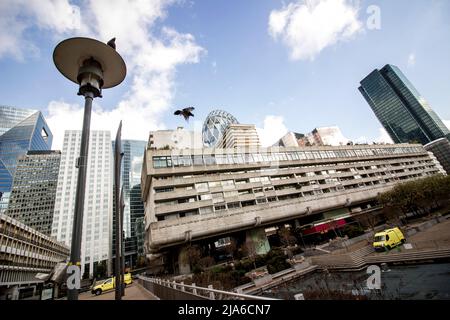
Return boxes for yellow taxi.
[91,273,132,295]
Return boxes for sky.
[0,0,449,149]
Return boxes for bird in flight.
[107,38,116,50]
[174,107,195,121]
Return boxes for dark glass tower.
[359,64,449,144]
[112,140,146,269]
[0,111,52,212]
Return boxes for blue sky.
[0,0,449,149]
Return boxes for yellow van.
[373,227,406,251]
[91,273,132,295]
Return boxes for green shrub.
[342,224,365,239]
[265,248,290,274]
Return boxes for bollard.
[208,285,215,300]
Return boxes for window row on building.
[145,148,438,222]
[152,146,424,168]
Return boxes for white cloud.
[407,53,416,67]
[256,115,288,147]
[211,61,217,74]
[444,120,450,131]
[0,0,81,60]
[268,0,363,61]
[374,127,394,144]
[0,0,206,148]
[351,127,393,145]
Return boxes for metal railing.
[137,275,278,300]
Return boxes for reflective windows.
[153,147,423,168]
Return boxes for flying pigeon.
[174,107,195,121]
[107,38,116,50]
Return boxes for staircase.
[310,245,373,270]
[311,244,450,270]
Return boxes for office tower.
[273,132,305,147]
[301,126,350,146]
[0,111,52,213]
[0,213,69,300]
[220,124,261,148]
[202,110,239,147]
[148,127,202,150]
[359,64,450,144]
[111,140,147,268]
[0,105,37,136]
[6,151,61,235]
[143,143,441,273]
[424,138,450,174]
[274,127,349,147]
[52,130,113,278]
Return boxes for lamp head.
[53,37,126,97]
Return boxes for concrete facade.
[424,138,450,174]
[141,144,442,255]
[0,213,69,300]
[149,127,203,150]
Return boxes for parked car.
[373,227,406,251]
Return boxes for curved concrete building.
[141,143,443,273]
[202,110,239,147]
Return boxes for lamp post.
[53,37,126,300]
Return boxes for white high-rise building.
[220,124,261,148]
[52,130,113,277]
[148,127,202,150]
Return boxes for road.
[79,282,158,300]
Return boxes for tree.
[353,212,379,231]
[223,238,237,261]
[377,175,450,223]
[278,226,297,247]
[241,241,258,271]
[182,245,202,270]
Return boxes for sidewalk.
[79,282,159,300]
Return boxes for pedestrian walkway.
[79,282,159,300]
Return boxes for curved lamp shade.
[53,37,126,89]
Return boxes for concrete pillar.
[245,228,270,255]
[53,285,59,299]
[11,285,20,300]
[177,246,191,275]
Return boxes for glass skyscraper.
[0,110,52,212]
[112,140,146,268]
[202,110,239,147]
[359,64,450,145]
[0,105,36,136]
[7,151,61,235]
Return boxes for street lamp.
[53,37,126,300]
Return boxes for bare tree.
[181,245,202,270]
[278,227,297,247]
[241,240,258,270]
[223,238,237,261]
